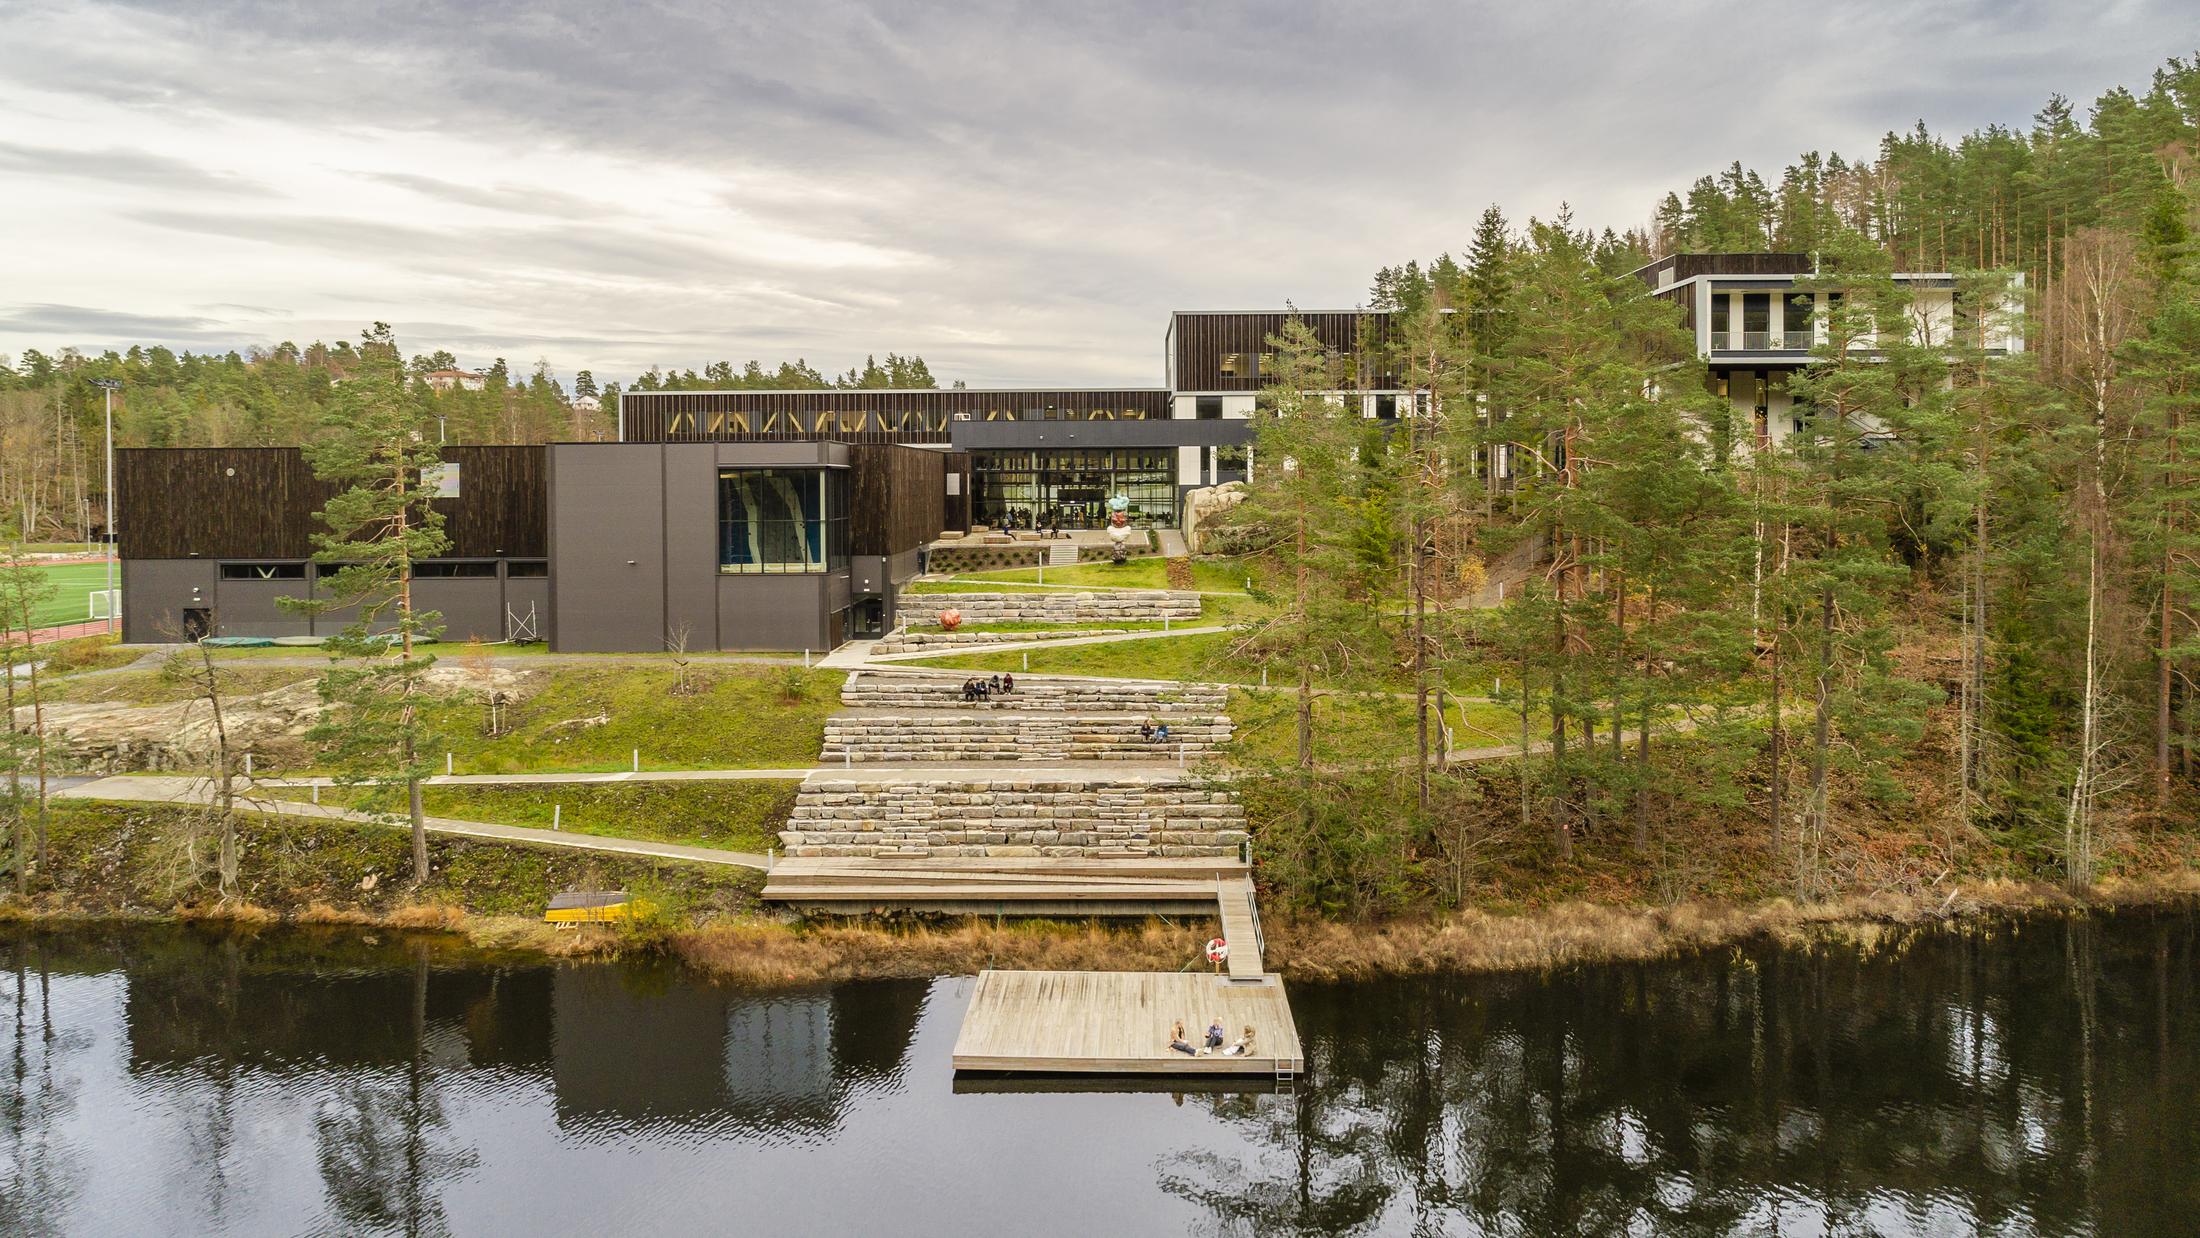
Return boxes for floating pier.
[951,969,1302,1076]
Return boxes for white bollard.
[1023,652,1029,672]
[553,803,561,831]
[1261,668,1268,689]
[632,748,639,773]
[445,752,453,775]
[803,648,812,669]
[1178,742,1186,768]
[1164,616,1171,632]
[311,783,319,804]
[244,752,253,778]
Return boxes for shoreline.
[8,871,2195,988]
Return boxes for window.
[1195,396,1223,420]
[414,560,497,578]
[424,461,460,498]
[220,562,305,580]
[719,469,845,574]
[505,560,548,578]
[1218,353,1245,378]
[1376,395,1399,420]
[1784,294,1814,347]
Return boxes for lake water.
[3,907,2195,1236]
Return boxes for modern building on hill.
[114,261,2016,651]
[1635,253,2025,447]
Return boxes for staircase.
[820,711,1231,764]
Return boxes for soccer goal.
[87,588,120,621]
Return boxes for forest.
[0,328,935,544]
[1220,53,2200,915]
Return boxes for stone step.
[782,774,1247,859]
[910,590,1200,625]
[819,713,1231,764]
[841,670,1227,713]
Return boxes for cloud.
[0,0,2192,387]
[0,140,264,196]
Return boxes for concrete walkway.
[55,774,773,869]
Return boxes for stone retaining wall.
[782,776,1247,858]
[913,590,1200,624]
[841,671,1228,713]
[820,713,1231,763]
[923,544,1044,574]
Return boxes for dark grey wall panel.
[662,445,721,652]
[549,444,667,653]
[416,580,505,644]
[215,578,312,637]
[716,575,835,651]
[120,559,216,643]
[503,578,549,640]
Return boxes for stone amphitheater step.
[782,772,1248,859]
[820,711,1231,764]
[840,669,1228,713]
[914,590,1200,624]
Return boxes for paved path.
[55,774,773,869]
[257,767,818,787]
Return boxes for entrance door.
[852,598,885,639]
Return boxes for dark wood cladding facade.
[847,444,947,556]
[621,389,1171,446]
[1169,311,1398,393]
[1635,253,1812,289]
[118,445,546,560]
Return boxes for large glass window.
[718,469,845,574]
[970,449,1178,530]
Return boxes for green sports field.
[15,560,116,629]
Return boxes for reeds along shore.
[11,875,2197,989]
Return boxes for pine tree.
[279,327,453,888]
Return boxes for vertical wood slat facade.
[621,389,1171,445]
[117,446,547,560]
[847,444,948,556]
[1168,311,1398,393]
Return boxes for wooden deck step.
[1216,879,1264,979]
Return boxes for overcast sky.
[0,1,2190,389]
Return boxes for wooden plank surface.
[952,970,1301,1075]
[1216,880,1263,979]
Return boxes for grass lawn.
[931,556,1257,593]
[39,664,320,707]
[421,664,842,773]
[269,779,799,854]
[904,629,1254,682]
[4,634,140,676]
[14,560,114,628]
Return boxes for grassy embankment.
[261,780,797,854]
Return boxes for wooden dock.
[762,854,1246,917]
[951,970,1303,1075]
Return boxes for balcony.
[1710,330,1814,352]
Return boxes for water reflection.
[2,909,2197,1235]
[1166,909,2200,1235]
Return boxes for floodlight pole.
[92,379,122,635]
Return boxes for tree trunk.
[1806,586,1835,899]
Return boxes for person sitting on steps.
[1002,672,1015,694]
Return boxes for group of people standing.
[960,673,1015,702]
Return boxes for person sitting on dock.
[1222,1026,1257,1057]
[1203,1019,1226,1054]
[1168,1020,1196,1056]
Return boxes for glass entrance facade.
[970,449,1176,529]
